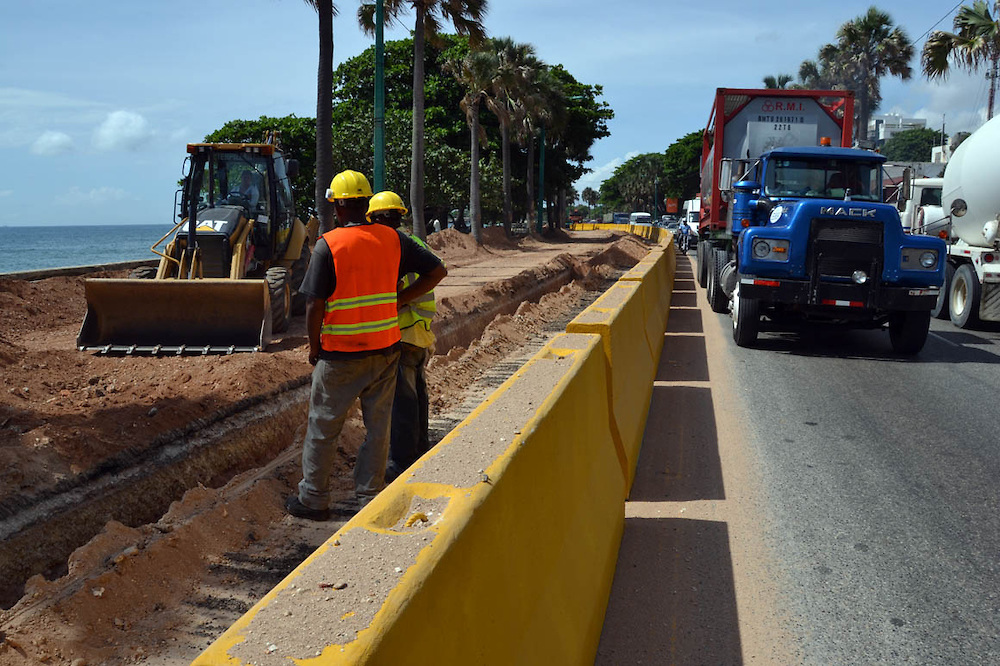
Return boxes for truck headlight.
[919,251,937,268]
[750,238,789,261]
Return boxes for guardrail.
[193,228,676,665]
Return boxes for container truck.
[907,115,1000,328]
[696,88,946,353]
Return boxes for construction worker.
[366,191,443,482]
[286,171,447,521]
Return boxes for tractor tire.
[289,242,312,316]
[696,240,708,288]
[889,310,931,355]
[931,261,954,320]
[129,266,157,280]
[708,248,730,313]
[732,284,760,347]
[266,266,291,334]
[949,263,981,329]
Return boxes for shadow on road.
[596,517,743,665]
[598,253,741,663]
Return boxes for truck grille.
[808,219,883,280]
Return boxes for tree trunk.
[314,2,335,234]
[410,6,427,241]
[525,133,535,227]
[501,121,512,237]
[558,187,567,230]
[470,99,483,245]
[989,56,999,120]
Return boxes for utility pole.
[373,1,386,191]
[536,125,546,234]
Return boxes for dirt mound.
[425,227,482,258]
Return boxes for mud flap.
[77,278,272,354]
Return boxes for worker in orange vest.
[286,171,447,521]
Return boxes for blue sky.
[0,0,984,226]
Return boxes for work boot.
[284,495,330,521]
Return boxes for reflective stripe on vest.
[320,224,402,352]
[397,233,437,332]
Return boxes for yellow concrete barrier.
[193,333,626,665]
[565,281,656,490]
[620,246,676,364]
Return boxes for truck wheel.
[128,266,157,280]
[931,262,954,320]
[289,242,312,316]
[708,248,729,313]
[889,310,931,355]
[266,267,291,334]
[732,284,760,347]
[696,241,708,288]
[949,264,981,329]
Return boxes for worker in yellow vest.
[366,191,443,482]
[286,172,447,521]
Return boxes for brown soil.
[0,228,650,665]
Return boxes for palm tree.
[826,8,913,142]
[581,186,598,218]
[513,66,564,230]
[303,1,339,233]
[763,74,794,89]
[923,1,1000,120]
[485,38,538,236]
[445,46,496,245]
[360,0,488,241]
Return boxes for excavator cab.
[77,138,311,355]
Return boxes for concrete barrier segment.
[620,251,676,364]
[566,282,656,490]
[193,333,626,665]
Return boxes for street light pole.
[373,1,386,191]
[536,125,546,234]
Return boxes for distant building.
[868,113,927,144]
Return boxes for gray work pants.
[298,348,400,508]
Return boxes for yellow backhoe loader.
[77,134,314,354]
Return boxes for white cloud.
[56,186,128,206]
[575,150,640,193]
[0,190,12,198]
[93,110,153,151]
[30,130,75,155]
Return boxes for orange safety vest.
[320,224,402,352]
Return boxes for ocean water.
[0,224,174,274]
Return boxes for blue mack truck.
[715,146,945,354]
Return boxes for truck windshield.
[765,158,881,202]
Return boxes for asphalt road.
[717,294,1000,662]
[599,254,1000,665]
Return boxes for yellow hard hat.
[366,191,409,220]
[326,170,373,201]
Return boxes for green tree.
[328,36,474,229]
[446,45,497,243]
[360,0,489,240]
[922,1,1000,119]
[763,74,794,89]
[662,130,703,200]
[302,1,338,233]
[819,7,913,141]
[204,115,318,218]
[882,127,943,162]
[485,37,539,236]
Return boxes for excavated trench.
[0,248,622,609]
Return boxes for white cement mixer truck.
[911,115,1000,328]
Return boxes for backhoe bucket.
[77,278,272,354]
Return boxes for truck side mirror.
[286,159,300,179]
